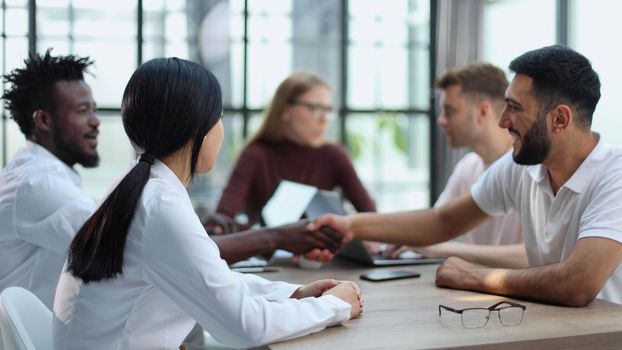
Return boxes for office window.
[348,0,429,110]
[0,0,433,214]
[482,0,556,73]
[1,1,30,166]
[347,113,430,211]
[347,0,431,210]
[570,0,622,146]
[246,1,292,109]
[483,0,621,147]
[143,0,190,61]
[37,0,138,107]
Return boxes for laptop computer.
[337,240,445,266]
[232,181,320,268]
[262,180,318,227]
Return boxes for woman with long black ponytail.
[53,58,362,350]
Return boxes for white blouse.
[53,160,350,350]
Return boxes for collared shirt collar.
[563,133,608,193]
[24,140,82,187]
[526,133,607,194]
[149,159,188,194]
[526,162,548,188]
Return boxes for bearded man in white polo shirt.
[312,45,622,306]
[0,50,99,308]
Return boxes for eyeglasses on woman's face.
[438,301,526,328]
[289,100,334,120]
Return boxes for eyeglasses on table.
[438,301,526,328]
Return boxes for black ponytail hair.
[67,58,222,283]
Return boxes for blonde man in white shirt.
[54,58,362,349]
[387,63,526,268]
[312,45,622,306]
[0,50,100,308]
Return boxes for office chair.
[0,287,52,350]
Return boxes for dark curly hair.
[2,48,94,137]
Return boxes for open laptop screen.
[261,180,317,227]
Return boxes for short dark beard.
[52,120,100,168]
[512,110,551,165]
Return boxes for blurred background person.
[206,72,376,234]
[386,63,526,268]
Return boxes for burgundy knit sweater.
[216,138,376,224]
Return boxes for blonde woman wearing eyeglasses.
[206,72,375,237]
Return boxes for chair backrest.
[0,287,52,350]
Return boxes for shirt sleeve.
[470,152,519,217]
[14,170,95,255]
[579,161,622,243]
[142,193,351,348]
[434,153,483,208]
[233,271,300,300]
[216,144,262,218]
[330,145,376,212]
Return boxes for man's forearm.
[429,242,528,268]
[445,238,622,307]
[352,194,488,246]
[213,229,280,264]
[351,210,452,245]
[445,261,596,307]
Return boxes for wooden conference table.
[245,258,622,350]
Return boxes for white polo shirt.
[471,136,622,303]
[0,141,95,308]
[53,160,351,350]
[435,152,522,245]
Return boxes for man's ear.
[476,100,492,124]
[551,104,571,134]
[32,110,53,132]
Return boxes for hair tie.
[139,153,155,165]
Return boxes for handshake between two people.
[203,213,353,263]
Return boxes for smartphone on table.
[360,269,421,282]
